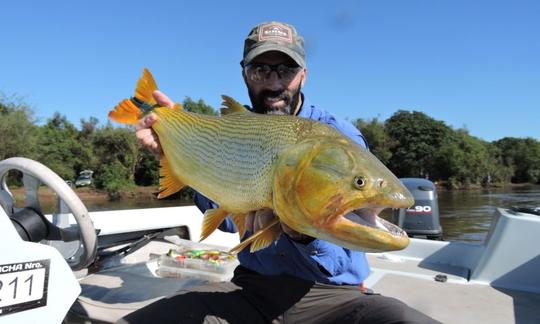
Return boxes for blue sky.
[1,0,539,142]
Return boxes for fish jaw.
[273,137,414,252]
[324,207,410,252]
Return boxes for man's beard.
[249,84,302,115]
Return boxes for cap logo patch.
[258,24,293,43]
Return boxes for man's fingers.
[153,90,174,108]
[135,122,163,156]
[245,209,276,233]
[245,212,255,232]
[135,113,158,131]
[135,128,154,142]
[139,132,157,148]
[132,91,171,158]
[253,208,276,232]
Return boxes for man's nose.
[264,71,283,91]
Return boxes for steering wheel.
[0,157,97,270]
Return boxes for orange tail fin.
[108,68,159,125]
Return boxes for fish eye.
[353,176,366,190]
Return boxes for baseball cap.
[241,21,305,68]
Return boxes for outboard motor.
[393,178,443,240]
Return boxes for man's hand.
[245,208,311,242]
[135,90,174,156]
[281,221,307,241]
[245,208,278,233]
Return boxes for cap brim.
[243,43,305,68]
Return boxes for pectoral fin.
[200,208,230,242]
[157,157,185,199]
[229,219,281,254]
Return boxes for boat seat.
[64,263,205,323]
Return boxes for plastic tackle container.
[156,238,239,282]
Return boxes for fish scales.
[153,108,313,212]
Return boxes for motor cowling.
[392,178,443,240]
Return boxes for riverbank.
[434,181,537,191]
[10,186,161,206]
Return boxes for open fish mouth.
[344,208,408,238]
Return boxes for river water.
[436,185,540,243]
[57,185,540,244]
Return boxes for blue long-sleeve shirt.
[193,98,370,285]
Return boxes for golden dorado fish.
[109,68,414,253]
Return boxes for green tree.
[36,112,83,181]
[0,96,38,161]
[354,117,392,164]
[483,143,513,185]
[495,137,540,183]
[79,117,99,139]
[98,160,134,199]
[76,117,100,174]
[434,130,493,188]
[385,110,453,178]
[0,96,39,186]
[91,124,139,193]
[134,148,159,186]
[182,97,218,115]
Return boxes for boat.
[0,157,539,323]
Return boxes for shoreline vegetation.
[10,186,164,206]
[2,96,540,196]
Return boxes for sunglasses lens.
[277,65,298,81]
[246,64,300,83]
[249,65,270,82]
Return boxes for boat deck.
[366,254,540,324]
[68,240,540,324]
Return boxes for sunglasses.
[244,63,302,83]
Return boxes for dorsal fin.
[229,219,281,253]
[220,95,250,115]
[157,157,185,198]
[200,207,229,242]
[172,103,184,111]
